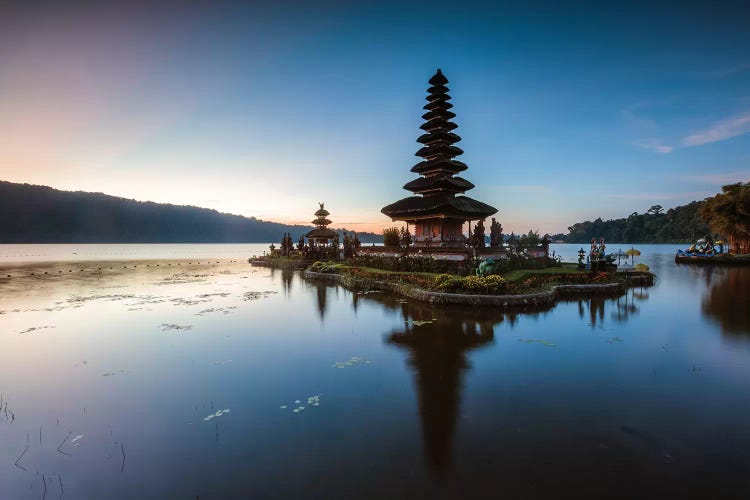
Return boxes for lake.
[1,244,749,498]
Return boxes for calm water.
[1,244,749,498]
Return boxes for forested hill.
[565,201,712,243]
[0,181,382,244]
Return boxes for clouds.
[634,110,750,154]
[681,112,750,147]
[633,138,674,154]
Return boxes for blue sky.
[0,0,748,234]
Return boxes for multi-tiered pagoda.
[305,203,337,246]
[381,69,497,247]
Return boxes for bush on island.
[310,261,340,274]
[434,274,508,294]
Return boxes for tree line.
[564,201,712,244]
[564,182,749,248]
[0,181,382,243]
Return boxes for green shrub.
[434,274,507,294]
[383,227,400,247]
[310,261,339,273]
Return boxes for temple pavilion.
[381,69,497,248]
[305,203,338,246]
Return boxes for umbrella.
[625,247,641,266]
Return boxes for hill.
[564,201,712,244]
[0,181,382,244]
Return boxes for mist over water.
[0,244,749,498]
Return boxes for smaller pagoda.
[305,203,338,246]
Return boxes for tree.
[343,232,353,258]
[399,226,412,248]
[471,219,486,249]
[507,232,518,248]
[280,232,293,256]
[518,229,541,248]
[490,218,503,248]
[700,182,750,254]
[383,227,400,247]
[647,205,664,215]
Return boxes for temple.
[305,203,337,247]
[381,69,497,248]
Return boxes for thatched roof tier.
[420,119,458,132]
[416,131,461,145]
[423,100,453,111]
[415,144,464,159]
[421,109,456,121]
[428,69,449,85]
[305,227,338,239]
[411,158,468,174]
[403,176,475,194]
[426,92,451,102]
[427,85,449,95]
[311,218,332,226]
[314,208,329,217]
[382,195,497,220]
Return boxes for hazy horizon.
[1,1,749,234]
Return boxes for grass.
[264,255,305,262]
[501,265,585,282]
[338,265,441,278]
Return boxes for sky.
[1,0,749,235]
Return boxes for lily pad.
[203,408,231,421]
[517,339,557,347]
[332,357,371,368]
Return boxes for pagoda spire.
[405,70,474,195]
[311,202,332,227]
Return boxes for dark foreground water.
[0,244,749,498]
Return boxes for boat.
[675,251,750,266]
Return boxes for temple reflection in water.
[385,298,495,475]
[355,288,647,477]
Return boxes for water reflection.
[385,301,495,476]
[281,267,294,295]
[316,284,329,319]
[2,245,750,497]
[569,287,650,328]
[355,286,655,477]
[702,267,750,337]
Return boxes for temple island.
[365,69,549,262]
[254,69,654,303]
